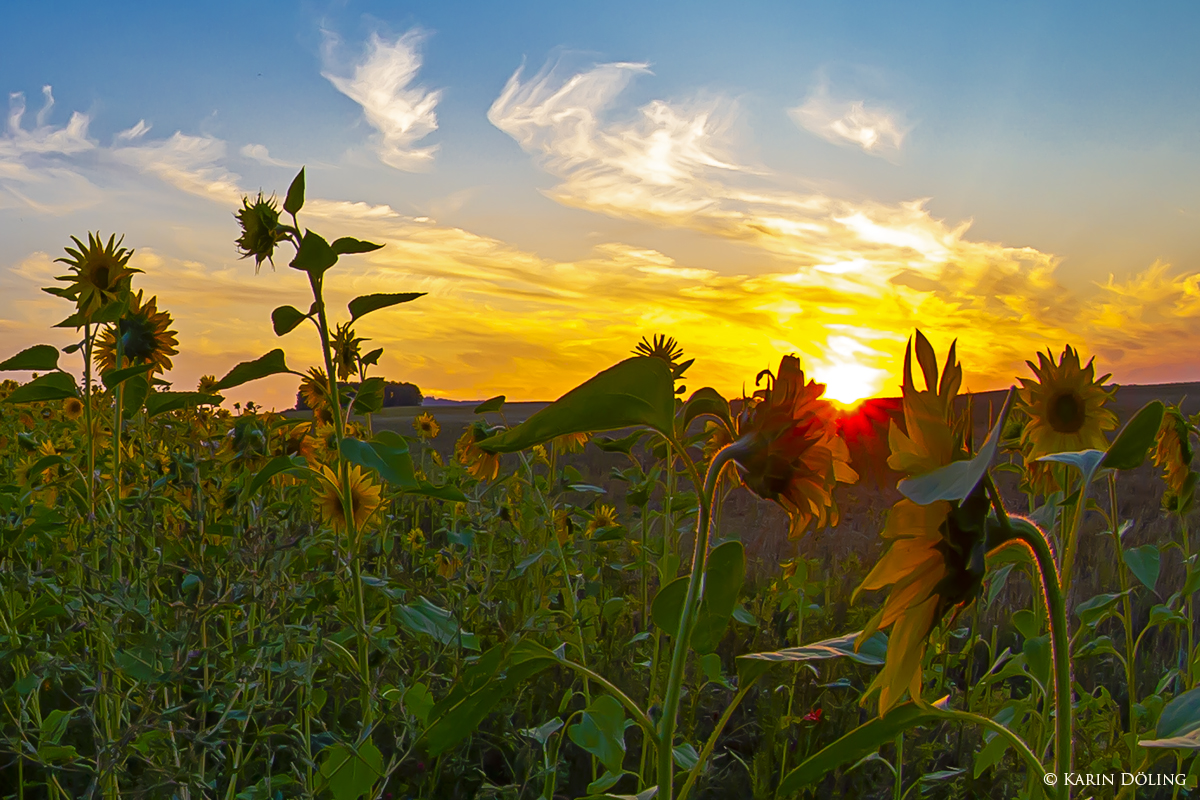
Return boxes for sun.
[812,359,886,407]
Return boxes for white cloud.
[116,120,151,141]
[321,29,441,171]
[112,132,242,204]
[1,87,94,157]
[790,81,906,156]
[240,143,297,167]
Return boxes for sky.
[1,1,1198,408]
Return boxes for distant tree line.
[295,380,423,410]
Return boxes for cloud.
[321,29,441,171]
[116,120,151,141]
[1,87,94,158]
[0,88,101,213]
[789,81,907,155]
[111,132,242,204]
[240,143,297,167]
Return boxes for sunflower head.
[331,323,366,381]
[553,432,591,454]
[855,482,990,715]
[197,375,220,395]
[729,355,858,537]
[633,333,692,392]
[413,412,441,440]
[456,421,501,481]
[553,508,574,544]
[887,331,964,477]
[235,193,286,271]
[54,232,140,319]
[1016,345,1117,469]
[315,463,382,531]
[1155,406,1197,510]
[299,367,332,418]
[94,290,179,375]
[62,397,84,421]
[586,504,621,538]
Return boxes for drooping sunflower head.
[94,290,179,375]
[1154,405,1196,506]
[553,432,591,454]
[456,421,501,481]
[553,508,574,544]
[331,323,366,381]
[62,397,84,421]
[235,193,286,271]
[315,463,382,531]
[54,232,140,319]
[887,331,964,477]
[1017,345,1117,461]
[730,354,858,538]
[413,412,440,440]
[854,482,990,715]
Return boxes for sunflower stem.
[656,440,737,800]
[1107,470,1140,790]
[985,473,1071,797]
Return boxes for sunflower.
[532,443,549,464]
[553,432,591,454]
[436,551,461,579]
[62,397,84,421]
[94,291,179,375]
[54,232,140,318]
[235,193,286,271]
[406,526,426,547]
[586,504,620,538]
[299,367,333,424]
[197,375,220,394]
[413,412,440,440]
[727,355,858,538]
[553,508,574,544]
[1016,345,1117,494]
[854,331,988,715]
[1154,406,1196,506]
[315,463,382,531]
[331,323,366,381]
[633,334,692,392]
[456,422,501,481]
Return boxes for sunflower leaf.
[1124,544,1161,592]
[213,349,292,391]
[478,357,675,453]
[1141,687,1200,749]
[102,362,157,391]
[736,631,888,687]
[4,372,79,404]
[290,231,338,277]
[331,237,385,256]
[679,387,734,438]
[474,395,506,414]
[121,374,150,417]
[898,387,1016,505]
[342,432,467,501]
[283,167,305,216]
[244,454,310,499]
[0,345,59,372]
[271,305,308,336]
[691,540,746,654]
[347,292,424,322]
[144,392,223,418]
[1101,400,1166,471]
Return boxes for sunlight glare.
[812,358,888,407]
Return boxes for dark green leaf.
[474,395,506,414]
[347,292,423,322]
[342,432,467,501]
[331,237,385,256]
[1125,545,1161,592]
[898,387,1015,504]
[101,361,156,390]
[290,231,338,277]
[679,387,734,437]
[1102,400,1166,471]
[245,455,310,498]
[145,391,224,417]
[1023,635,1051,688]
[1141,688,1200,749]
[651,575,688,635]
[691,540,745,654]
[5,372,79,404]
[360,347,383,367]
[121,374,150,417]
[283,167,305,215]
[479,357,675,453]
[318,739,383,800]
[0,345,59,371]
[272,305,308,336]
[214,349,291,391]
[568,695,627,774]
[349,377,385,415]
[396,597,480,650]
[403,683,434,726]
[737,631,888,686]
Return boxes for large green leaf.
[898,387,1015,505]
[291,230,338,277]
[777,702,938,795]
[101,361,156,390]
[396,597,480,650]
[4,372,79,404]
[0,345,59,372]
[347,292,424,322]
[690,540,745,654]
[651,576,688,635]
[568,694,628,775]
[737,631,888,686]
[1036,450,1106,487]
[214,349,292,391]
[1141,688,1200,749]
[341,431,466,501]
[479,357,675,453]
[1101,400,1165,471]
[318,739,383,800]
[1124,544,1161,592]
[331,237,385,256]
[678,387,734,437]
[283,167,305,215]
[271,305,308,336]
[244,454,310,499]
[121,373,150,417]
[144,391,224,418]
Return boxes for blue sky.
[2,1,1198,406]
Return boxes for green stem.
[893,733,903,800]
[1108,471,1139,788]
[986,474,1071,797]
[656,441,736,799]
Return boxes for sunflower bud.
[234,194,286,271]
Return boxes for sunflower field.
[2,168,1200,800]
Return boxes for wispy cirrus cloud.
[321,29,441,171]
[789,80,907,156]
[112,132,242,204]
[0,87,102,213]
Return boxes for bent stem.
[676,675,761,800]
[656,441,738,800]
[986,474,1071,796]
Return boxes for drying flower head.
[331,323,366,381]
[456,421,501,481]
[1155,405,1197,511]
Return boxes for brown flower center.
[1048,391,1085,434]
